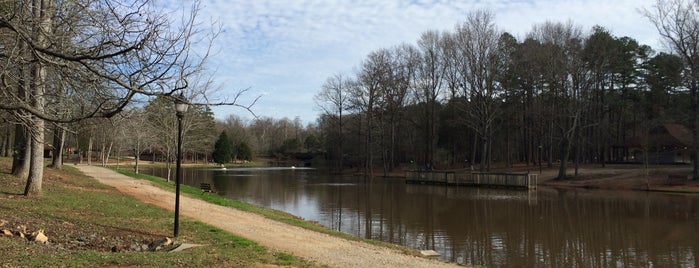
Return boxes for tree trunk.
[99,141,106,166]
[574,130,582,177]
[1,127,10,157]
[166,160,172,182]
[75,133,83,165]
[12,39,31,178]
[87,133,93,166]
[50,125,65,169]
[338,113,344,172]
[166,148,172,181]
[12,124,30,179]
[556,135,570,180]
[134,142,141,173]
[480,136,488,172]
[390,118,396,172]
[693,81,699,180]
[506,126,511,168]
[24,0,53,196]
[548,122,554,168]
[365,114,373,177]
[24,123,44,196]
[135,152,140,173]
[25,63,46,195]
[470,134,478,170]
[102,141,113,166]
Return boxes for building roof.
[615,123,692,148]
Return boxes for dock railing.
[406,170,537,189]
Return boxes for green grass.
[113,168,420,256]
[0,163,315,267]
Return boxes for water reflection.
[143,167,699,267]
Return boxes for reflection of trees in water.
[143,167,699,267]
[404,187,698,267]
[334,184,699,267]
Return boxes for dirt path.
[75,165,458,268]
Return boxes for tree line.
[214,115,321,164]
[314,1,698,179]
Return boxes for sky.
[178,0,661,125]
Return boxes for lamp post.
[173,93,188,237]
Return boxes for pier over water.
[405,170,537,189]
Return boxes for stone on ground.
[30,229,48,243]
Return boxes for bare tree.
[22,0,53,196]
[412,31,445,169]
[315,73,351,171]
[116,108,153,173]
[145,96,179,181]
[49,123,67,169]
[527,21,590,179]
[378,44,417,173]
[350,49,393,176]
[454,10,503,171]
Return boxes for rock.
[148,237,172,251]
[14,230,25,239]
[30,230,48,244]
[419,250,440,258]
[1,229,11,236]
[169,243,204,252]
[111,245,126,252]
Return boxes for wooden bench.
[200,183,215,193]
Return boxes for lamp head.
[174,93,189,116]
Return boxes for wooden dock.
[405,170,537,189]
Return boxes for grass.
[113,168,420,256]
[0,159,316,267]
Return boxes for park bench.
[200,183,215,193]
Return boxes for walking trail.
[75,165,459,268]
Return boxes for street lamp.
[174,93,189,237]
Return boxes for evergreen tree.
[237,141,253,161]
[213,131,232,164]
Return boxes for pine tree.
[212,131,232,164]
[237,141,252,161]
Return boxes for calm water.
[145,167,699,267]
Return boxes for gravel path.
[75,165,459,268]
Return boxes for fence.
[405,170,537,189]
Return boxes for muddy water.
[146,167,699,267]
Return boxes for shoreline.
[535,164,699,194]
[104,160,699,194]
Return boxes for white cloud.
[179,0,663,124]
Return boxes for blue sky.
[181,0,660,125]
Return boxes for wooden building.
[614,124,692,164]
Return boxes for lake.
[144,166,699,267]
